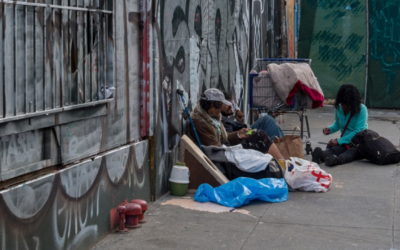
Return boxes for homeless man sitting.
[186,88,285,179]
[220,90,284,139]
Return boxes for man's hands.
[328,138,338,147]
[235,110,245,124]
[323,127,330,135]
[233,109,247,139]
[237,128,251,139]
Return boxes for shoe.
[324,153,342,166]
[311,147,322,164]
[324,154,337,166]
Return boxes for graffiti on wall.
[0,141,150,250]
[61,118,103,163]
[0,130,44,181]
[154,0,251,198]
[0,130,43,167]
[314,0,365,81]
[158,0,249,134]
[299,0,366,98]
[0,1,286,249]
[252,0,265,64]
[367,0,400,107]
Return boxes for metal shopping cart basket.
[249,58,313,155]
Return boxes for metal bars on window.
[0,0,113,123]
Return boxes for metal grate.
[0,0,113,123]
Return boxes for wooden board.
[180,135,229,190]
[184,149,222,190]
[286,0,295,58]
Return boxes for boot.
[311,147,323,164]
[324,151,344,167]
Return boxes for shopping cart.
[249,58,313,155]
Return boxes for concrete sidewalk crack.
[239,205,270,250]
[392,165,399,250]
[257,221,400,231]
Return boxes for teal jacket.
[328,104,368,145]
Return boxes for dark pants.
[241,130,273,154]
[324,145,363,165]
[251,115,284,139]
[222,160,284,181]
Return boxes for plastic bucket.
[169,182,189,196]
[169,165,190,196]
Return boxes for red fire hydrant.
[115,206,129,233]
[125,203,142,228]
[131,199,148,223]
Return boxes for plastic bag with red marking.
[285,157,332,193]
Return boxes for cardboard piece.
[180,135,229,190]
[286,0,295,58]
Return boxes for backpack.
[351,129,400,165]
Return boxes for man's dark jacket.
[221,115,247,133]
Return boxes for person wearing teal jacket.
[312,84,368,166]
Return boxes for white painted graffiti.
[2,177,54,219]
[60,160,101,198]
[52,187,100,250]
[0,130,42,167]
[106,149,129,184]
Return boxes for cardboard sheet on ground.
[194,177,288,208]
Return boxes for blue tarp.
[194,177,289,208]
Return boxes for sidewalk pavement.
[92,106,400,250]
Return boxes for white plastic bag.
[224,144,273,173]
[285,157,332,192]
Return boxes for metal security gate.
[0,0,113,123]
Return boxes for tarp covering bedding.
[194,177,288,208]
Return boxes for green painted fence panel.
[298,0,367,99]
[367,0,400,108]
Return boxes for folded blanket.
[267,63,324,109]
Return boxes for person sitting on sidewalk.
[312,84,368,166]
[220,91,284,139]
[186,88,284,160]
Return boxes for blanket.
[267,63,324,109]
